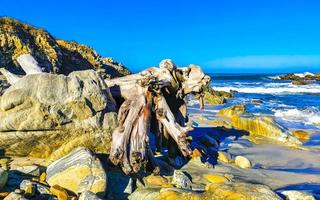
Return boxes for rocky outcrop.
[218,105,301,146]
[46,148,107,197]
[204,90,233,105]
[278,73,320,85]
[0,17,130,78]
[0,70,117,160]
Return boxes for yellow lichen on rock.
[217,104,247,118]
[144,175,169,187]
[218,151,232,163]
[218,105,302,146]
[203,174,229,184]
[50,185,69,200]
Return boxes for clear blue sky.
[1,0,320,73]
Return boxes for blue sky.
[1,0,320,73]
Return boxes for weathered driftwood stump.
[106,59,210,174]
[0,55,210,174]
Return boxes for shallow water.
[187,73,320,196]
[209,73,320,142]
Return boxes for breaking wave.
[273,108,320,126]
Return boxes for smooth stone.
[251,99,263,104]
[235,156,252,169]
[143,175,169,187]
[203,174,229,184]
[171,170,192,189]
[3,192,27,200]
[281,190,316,200]
[191,149,202,158]
[50,185,69,200]
[46,147,107,197]
[33,182,51,195]
[218,151,232,163]
[39,172,46,183]
[0,168,8,189]
[79,191,103,200]
[0,192,10,198]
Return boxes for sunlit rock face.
[46,148,107,197]
[0,70,117,160]
[218,104,302,147]
[0,17,130,78]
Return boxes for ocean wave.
[212,85,320,94]
[273,108,320,126]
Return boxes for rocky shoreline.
[277,73,320,85]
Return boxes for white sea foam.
[212,84,320,94]
[273,108,320,126]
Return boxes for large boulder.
[46,148,107,197]
[218,105,301,146]
[204,90,233,105]
[0,70,118,160]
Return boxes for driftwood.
[106,59,210,174]
[0,54,43,84]
[0,55,210,175]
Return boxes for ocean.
[192,73,320,146]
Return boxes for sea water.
[209,73,320,146]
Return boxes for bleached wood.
[0,68,21,84]
[108,59,210,174]
[17,54,43,75]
